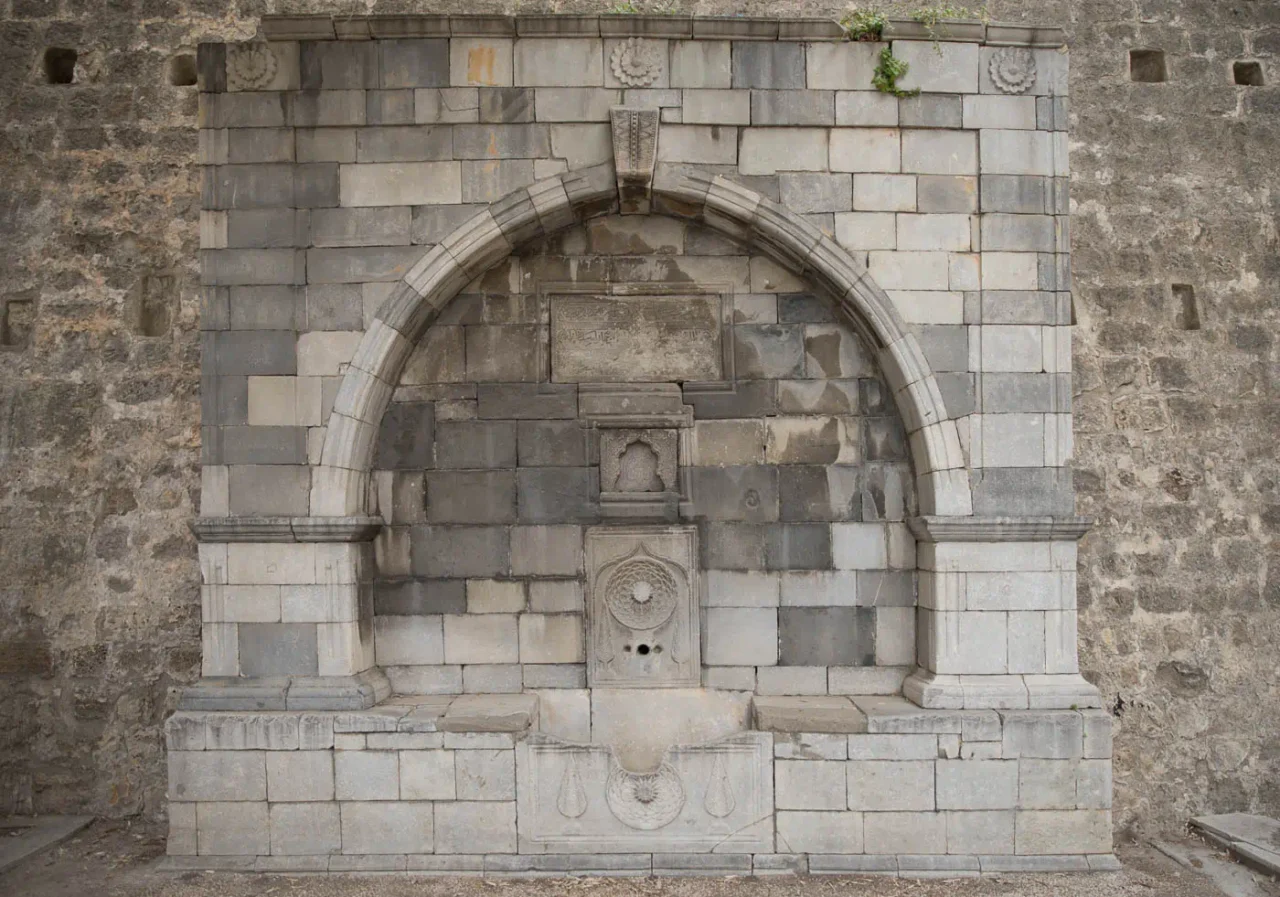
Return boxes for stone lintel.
[254,15,1067,48]
[908,515,1092,543]
[578,383,694,429]
[189,516,383,543]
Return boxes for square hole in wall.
[1,299,35,348]
[1233,60,1265,86]
[169,54,197,86]
[43,47,77,84]
[1130,49,1167,83]
[1172,284,1200,331]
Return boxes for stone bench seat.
[751,694,1010,738]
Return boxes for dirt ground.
[2,820,1278,897]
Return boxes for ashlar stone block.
[269,802,341,856]
[340,801,433,854]
[847,760,936,811]
[266,751,334,802]
[739,128,828,176]
[455,749,516,800]
[829,128,901,173]
[198,801,269,856]
[514,38,605,86]
[670,40,731,88]
[451,38,514,87]
[435,801,517,854]
[775,760,847,810]
[776,811,864,853]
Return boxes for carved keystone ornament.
[610,106,659,213]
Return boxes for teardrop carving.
[704,753,736,818]
[556,754,588,818]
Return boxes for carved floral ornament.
[226,43,278,91]
[610,38,662,87]
[989,46,1038,94]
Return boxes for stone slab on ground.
[0,816,94,874]
[1191,814,1280,878]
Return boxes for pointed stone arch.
[311,164,972,520]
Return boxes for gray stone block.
[687,465,779,522]
[218,425,307,465]
[732,42,805,88]
[516,420,587,467]
[779,174,851,215]
[296,127,357,163]
[238,623,318,677]
[202,375,248,425]
[915,324,969,373]
[381,39,450,88]
[734,324,805,379]
[301,41,378,89]
[310,207,412,249]
[293,163,341,208]
[286,90,367,128]
[225,210,309,250]
[979,174,1054,213]
[777,292,835,324]
[860,462,913,522]
[779,607,875,666]
[340,801,433,855]
[435,420,517,469]
[936,372,976,417]
[480,88,535,123]
[266,752,334,803]
[510,525,583,576]
[779,464,860,522]
[169,750,266,802]
[972,468,1074,516]
[411,525,510,577]
[465,325,541,381]
[981,372,1068,413]
[899,95,962,128]
[477,384,578,419]
[777,379,860,415]
[523,663,587,688]
[356,126,453,163]
[426,470,517,523]
[228,464,312,516]
[517,467,597,523]
[751,90,834,125]
[682,381,778,419]
[766,523,832,570]
[307,246,422,283]
[412,204,487,244]
[982,213,1056,252]
[374,578,467,615]
[701,522,769,570]
[917,175,978,213]
[864,417,907,461]
[375,402,435,470]
[461,159,536,203]
[754,696,867,734]
[653,854,752,876]
[269,802,340,856]
[227,285,304,330]
[857,571,915,607]
[453,124,551,158]
[203,249,307,286]
[203,164,293,210]
[202,92,287,129]
[197,801,270,856]
[305,283,363,331]
[209,330,296,375]
[435,801,516,854]
[226,127,294,164]
[981,291,1057,325]
[367,89,416,125]
[463,664,523,693]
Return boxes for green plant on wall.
[608,0,679,13]
[871,45,920,96]
[839,7,888,41]
[838,2,989,44]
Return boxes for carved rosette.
[605,763,685,830]
[609,106,659,213]
[604,550,679,630]
[610,38,661,87]
[227,43,279,91]
[989,47,1038,94]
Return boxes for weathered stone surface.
[753,696,867,734]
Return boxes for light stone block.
[655,124,738,165]
[335,749,399,801]
[266,751,334,802]
[198,801,269,856]
[1077,759,1112,809]
[836,90,898,126]
[339,161,462,206]
[1008,611,1047,674]
[1018,758,1076,809]
[691,419,766,466]
[776,811,864,854]
[444,614,519,665]
[340,801,433,854]
[466,579,526,614]
[962,95,1037,130]
[1001,711,1083,758]
[682,89,750,125]
[863,811,946,854]
[703,607,778,666]
[901,130,977,175]
[875,606,915,666]
[400,751,456,801]
[980,129,1056,176]
[702,570,780,607]
[894,41,980,94]
[847,760,935,811]
[550,123,614,169]
[889,290,964,325]
[946,809,1015,854]
[897,214,971,251]
[756,666,828,696]
[868,250,949,290]
[532,687,591,742]
[514,38,604,86]
[535,87,621,122]
[834,212,895,250]
[975,413,1046,468]
[296,331,363,376]
[779,570,858,607]
[374,615,444,666]
[806,43,880,89]
[227,543,315,585]
[435,801,517,854]
[829,128,900,173]
[518,613,586,664]
[847,734,937,761]
[1014,809,1111,855]
[528,580,585,613]
[775,733,849,760]
[455,748,516,800]
[829,666,911,695]
[451,38,514,87]
[979,325,1043,372]
[269,802,341,856]
[511,525,583,576]
[936,759,1018,809]
[775,760,847,810]
[831,523,888,570]
[738,128,828,176]
[670,40,731,88]
[168,802,197,855]
[463,664,523,693]
[169,751,266,802]
[853,173,915,211]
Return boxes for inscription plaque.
[550,294,722,383]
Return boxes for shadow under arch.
[312,164,972,520]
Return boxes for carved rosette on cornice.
[189,516,383,542]
[610,106,659,215]
[907,515,1093,543]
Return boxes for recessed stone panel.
[550,294,723,383]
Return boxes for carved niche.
[585,526,699,688]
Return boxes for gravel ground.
[2,820,1277,897]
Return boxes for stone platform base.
[165,694,1115,875]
